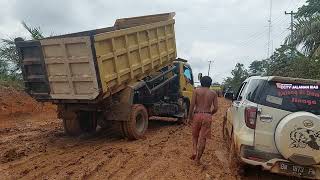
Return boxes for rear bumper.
[239,145,320,179]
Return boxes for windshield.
[257,81,320,115]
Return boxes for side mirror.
[198,73,203,81]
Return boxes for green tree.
[287,0,320,57]
[0,39,21,77]
[266,44,305,76]
[290,57,320,79]
[296,0,320,18]
[249,59,268,75]
[21,22,44,40]
[0,22,44,82]
[288,17,320,57]
[223,63,249,92]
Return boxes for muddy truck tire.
[178,101,189,124]
[78,111,98,133]
[58,107,97,136]
[229,134,246,176]
[222,116,228,141]
[121,104,148,140]
[60,110,82,136]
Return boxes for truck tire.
[62,111,82,136]
[229,134,245,176]
[78,111,97,133]
[178,101,189,124]
[121,104,148,140]
[222,116,228,141]
[59,107,97,136]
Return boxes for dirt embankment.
[0,87,298,180]
[0,86,56,122]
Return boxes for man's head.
[200,76,212,88]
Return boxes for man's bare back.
[193,87,218,115]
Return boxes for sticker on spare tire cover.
[290,127,320,150]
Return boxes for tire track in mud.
[2,134,126,179]
[1,97,297,180]
[83,125,183,180]
[117,128,181,180]
[0,99,236,180]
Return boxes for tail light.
[245,107,257,129]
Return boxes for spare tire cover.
[275,112,320,165]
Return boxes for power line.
[227,0,303,65]
[236,17,289,49]
[236,0,303,50]
[267,0,273,59]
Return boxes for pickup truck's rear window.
[257,81,320,115]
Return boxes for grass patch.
[0,75,24,90]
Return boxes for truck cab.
[175,58,194,102]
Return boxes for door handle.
[260,115,273,122]
[260,115,272,119]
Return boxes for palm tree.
[0,22,45,79]
[21,21,44,40]
[287,16,320,57]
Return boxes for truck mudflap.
[15,39,51,100]
[103,86,134,121]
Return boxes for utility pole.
[285,10,297,59]
[285,11,297,38]
[208,60,213,76]
[267,0,273,59]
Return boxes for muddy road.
[0,87,299,180]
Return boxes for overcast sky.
[0,0,306,83]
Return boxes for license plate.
[278,162,316,178]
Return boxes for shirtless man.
[188,76,218,165]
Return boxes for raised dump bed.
[16,13,177,100]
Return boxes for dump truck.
[15,13,195,139]
[210,83,223,97]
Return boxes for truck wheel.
[78,111,97,133]
[229,134,245,176]
[122,104,148,140]
[62,111,82,136]
[178,102,189,124]
[222,117,228,141]
[59,108,97,136]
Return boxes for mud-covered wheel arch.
[121,104,148,140]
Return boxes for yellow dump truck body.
[18,13,176,100]
[94,20,176,98]
[210,85,223,97]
